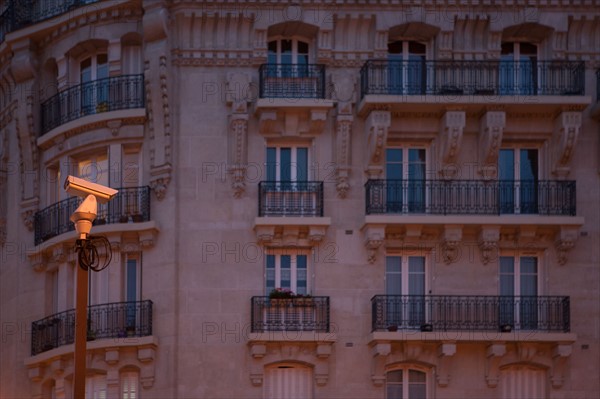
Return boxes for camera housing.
[64,175,118,204]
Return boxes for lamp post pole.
[73,257,89,399]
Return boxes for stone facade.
[1,1,599,398]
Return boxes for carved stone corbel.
[478,111,505,179]
[485,343,506,388]
[551,344,572,389]
[441,225,462,265]
[436,343,457,387]
[552,112,581,179]
[258,111,277,135]
[308,110,328,135]
[478,226,500,265]
[363,225,385,264]
[555,226,579,265]
[438,111,465,179]
[365,111,390,179]
[371,342,391,386]
[255,226,275,243]
[308,226,327,243]
[228,114,249,198]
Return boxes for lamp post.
[65,176,118,399]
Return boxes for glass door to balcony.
[265,146,314,216]
[499,42,538,95]
[267,38,313,97]
[80,54,108,115]
[385,148,426,213]
[388,41,426,95]
[385,256,426,329]
[499,256,539,330]
[499,148,539,214]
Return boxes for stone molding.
[552,111,582,179]
[438,111,465,179]
[364,111,390,180]
[478,111,505,179]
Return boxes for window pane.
[387,370,403,383]
[409,369,426,383]
[385,256,402,296]
[280,255,291,289]
[266,255,275,293]
[408,383,426,399]
[520,149,538,181]
[499,257,515,296]
[408,257,425,296]
[386,384,403,399]
[126,259,137,302]
[499,257,514,274]
[388,41,403,55]
[280,148,291,182]
[520,257,538,296]
[386,149,403,180]
[296,255,307,295]
[266,147,276,181]
[296,148,308,182]
[499,149,515,180]
[408,41,426,55]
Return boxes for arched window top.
[267,21,318,39]
[502,23,553,42]
[386,365,430,399]
[388,22,439,42]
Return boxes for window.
[121,371,139,399]
[266,146,308,182]
[77,153,109,186]
[264,364,313,399]
[50,269,59,314]
[386,367,427,399]
[385,256,427,329]
[500,366,546,399]
[85,374,107,399]
[124,254,142,332]
[268,38,310,66]
[499,148,539,214]
[385,148,427,213]
[500,42,538,95]
[499,255,539,330]
[387,40,427,95]
[266,251,309,295]
[80,54,109,114]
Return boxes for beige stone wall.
[0,1,599,398]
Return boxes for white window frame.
[267,36,312,65]
[264,363,313,399]
[385,365,431,399]
[384,146,429,213]
[85,374,107,399]
[498,251,542,297]
[499,145,542,214]
[266,144,311,182]
[265,249,312,296]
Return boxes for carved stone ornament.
[365,111,390,179]
[439,111,465,179]
[478,111,505,179]
[555,226,579,265]
[227,73,251,198]
[363,225,385,264]
[334,111,353,198]
[478,226,500,265]
[552,112,581,179]
[485,344,507,388]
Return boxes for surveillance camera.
[64,175,118,204]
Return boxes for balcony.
[34,186,150,245]
[358,59,590,116]
[31,300,153,356]
[365,179,576,216]
[258,181,324,217]
[361,59,584,97]
[40,74,145,135]
[259,64,326,99]
[371,295,570,333]
[251,296,330,333]
[0,0,101,43]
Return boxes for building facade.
[1,0,599,398]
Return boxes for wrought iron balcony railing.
[251,296,330,333]
[258,181,324,217]
[31,300,153,356]
[360,59,585,98]
[0,0,101,43]
[41,74,145,134]
[34,186,150,245]
[372,295,570,333]
[259,64,326,99]
[365,179,576,216]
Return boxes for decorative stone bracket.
[438,111,465,179]
[485,343,507,388]
[254,223,329,247]
[479,226,500,265]
[362,225,385,264]
[365,111,390,179]
[555,226,579,266]
[256,108,330,137]
[551,344,572,389]
[478,111,505,179]
[552,111,581,179]
[441,225,462,265]
[436,343,457,387]
[248,340,334,387]
[226,72,252,198]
